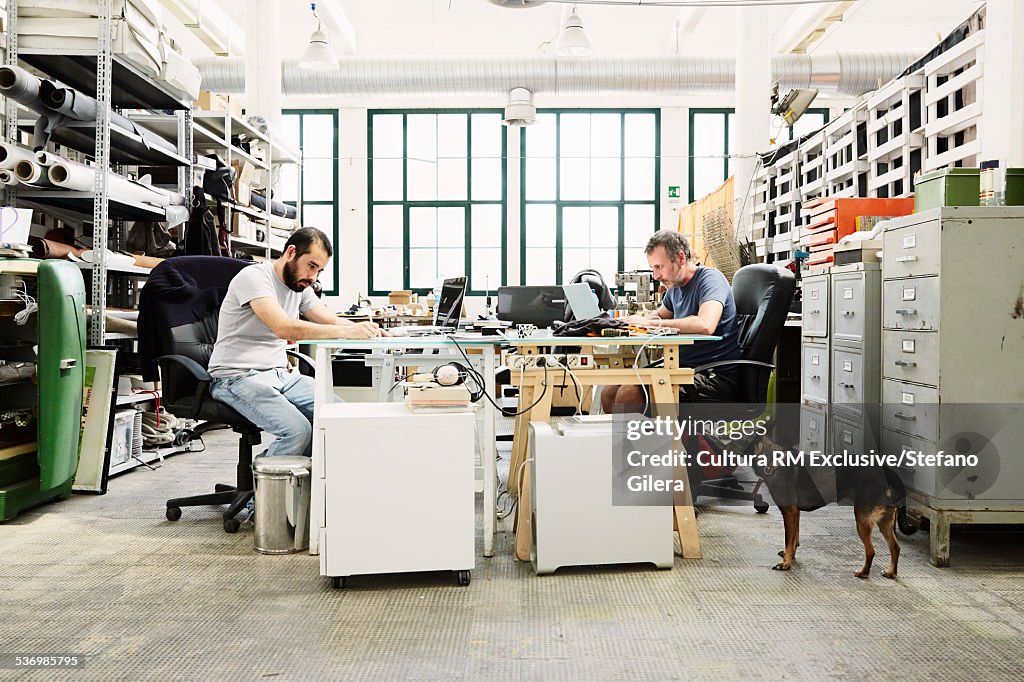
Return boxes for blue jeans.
[211,368,316,457]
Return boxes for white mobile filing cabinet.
[881,207,1024,566]
[315,402,475,587]
[529,422,673,575]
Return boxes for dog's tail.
[884,465,919,536]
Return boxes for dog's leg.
[877,507,900,579]
[854,507,875,578]
[773,506,800,571]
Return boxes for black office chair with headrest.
[563,268,615,321]
[684,264,796,508]
[138,256,312,533]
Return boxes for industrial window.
[368,110,507,296]
[280,109,340,295]
[688,108,829,203]
[521,110,660,286]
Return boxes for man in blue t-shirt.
[601,230,742,412]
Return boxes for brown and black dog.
[742,430,908,579]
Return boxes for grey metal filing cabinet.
[830,262,882,459]
[800,271,830,454]
[881,207,1024,566]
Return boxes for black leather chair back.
[730,264,796,405]
[139,256,252,415]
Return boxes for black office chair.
[138,256,311,533]
[683,264,796,509]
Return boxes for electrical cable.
[447,336,550,417]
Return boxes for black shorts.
[679,371,739,402]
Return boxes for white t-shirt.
[208,261,320,378]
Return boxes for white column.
[245,0,282,129]
[981,0,1024,165]
[733,6,773,233]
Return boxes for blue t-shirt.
[662,265,742,383]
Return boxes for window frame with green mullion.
[367,109,508,297]
[688,107,830,203]
[281,108,341,297]
[520,109,661,288]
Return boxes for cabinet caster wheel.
[224,517,240,533]
[166,507,182,521]
[332,576,347,589]
[456,570,471,587]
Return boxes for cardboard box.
[195,90,228,112]
[234,179,251,207]
[389,291,414,305]
[231,159,258,186]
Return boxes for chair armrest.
[693,359,776,373]
[286,350,316,376]
[154,354,212,419]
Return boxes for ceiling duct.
[486,0,548,7]
[504,87,536,126]
[195,51,920,99]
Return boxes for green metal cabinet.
[0,260,86,522]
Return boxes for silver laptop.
[562,283,602,320]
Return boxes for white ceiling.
[212,0,983,60]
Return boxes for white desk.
[304,331,719,559]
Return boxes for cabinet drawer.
[802,275,829,337]
[883,277,940,330]
[831,347,868,413]
[800,403,828,454]
[881,379,939,441]
[883,221,940,277]
[881,428,938,497]
[832,415,871,457]
[801,341,830,404]
[831,273,870,345]
[882,331,939,386]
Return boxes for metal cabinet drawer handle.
[839,383,855,389]
[843,311,855,316]
[895,256,918,263]
[59,359,77,370]
[894,360,917,367]
[894,412,917,421]
[895,308,917,316]
[809,374,821,380]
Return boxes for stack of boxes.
[800,197,915,269]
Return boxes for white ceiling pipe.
[195,50,920,98]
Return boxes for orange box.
[804,230,837,248]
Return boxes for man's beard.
[283,259,313,292]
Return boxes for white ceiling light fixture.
[555,5,593,58]
[299,2,337,71]
[504,88,537,126]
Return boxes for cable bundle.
[140,409,180,447]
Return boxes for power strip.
[508,354,595,370]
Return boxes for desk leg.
[481,346,496,558]
[310,346,333,556]
[650,378,702,559]
[514,375,552,562]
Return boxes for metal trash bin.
[252,455,312,554]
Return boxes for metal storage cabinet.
[315,402,475,586]
[800,271,831,453]
[830,262,882,455]
[0,260,86,522]
[881,207,1024,566]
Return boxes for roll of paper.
[0,169,19,186]
[0,142,38,171]
[47,157,184,207]
[14,159,52,186]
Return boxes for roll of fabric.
[0,141,38,171]
[0,64,45,112]
[47,157,184,207]
[14,159,53,186]
[35,151,58,166]
[0,169,19,186]
[249,191,298,219]
[38,80,177,155]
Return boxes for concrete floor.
[1,428,1023,681]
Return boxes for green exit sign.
[668,185,681,199]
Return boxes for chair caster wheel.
[332,576,347,589]
[224,517,240,533]
[166,506,182,521]
[456,570,471,587]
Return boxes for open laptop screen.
[434,277,467,327]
